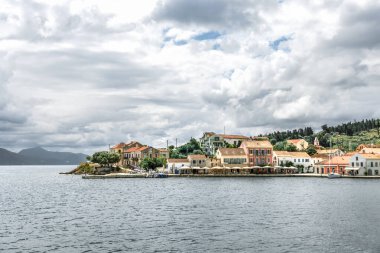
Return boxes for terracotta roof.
[111,142,125,149]
[318,156,350,165]
[316,149,342,154]
[188,154,206,160]
[241,140,273,148]
[218,148,246,156]
[219,134,249,139]
[125,146,149,152]
[286,139,305,144]
[361,148,380,154]
[167,159,189,163]
[125,147,139,152]
[274,151,310,158]
[358,153,380,159]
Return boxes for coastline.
[80,173,380,179]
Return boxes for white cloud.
[0,0,379,153]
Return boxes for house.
[200,132,250,156]
[167,158,190,174]
[310,154,328,167]
[240,139,273,166]
[347,153,380,176]
[188,154,207,168]
[158,148,170,158]
[110,142,126,166]
[216,148,247,168]
[286,139,309,150]
[356,144,380,152]
[316,149,344,157]
[124,146,160,166]
[273,151,312,172]
[314,156,351,175]
[199,132,224,156]
[220,134,250,147]
[360,147,380,155]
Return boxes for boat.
[327,172,342,179]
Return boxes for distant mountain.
[0,147,88,165]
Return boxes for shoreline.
[81,173,380,179]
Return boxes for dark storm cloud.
[12,49,166,89]
[327,3,380,49]
[152,0,275,28]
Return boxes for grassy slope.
[329,129,380,151]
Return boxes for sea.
[1,166,379,253]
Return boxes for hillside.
[328,129,380,151]
[0,147,88,165]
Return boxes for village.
[107,132,380,177]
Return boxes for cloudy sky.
[1,0,379,154]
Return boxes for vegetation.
[74,162,94,174]
[169,138,204,158]
[273,141,298,152]
[321,118,380,136]
[263,127,314,144]
[139,157,166,171]
[88,151,120,167]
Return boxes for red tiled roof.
[188,154,206,160]
[111,142,125,149]
[286,139,304,144]
[274,151,310,158]
[219,134,249,139]
[218,148,246,156]
[242,140,273,148]
[318,156,350,165]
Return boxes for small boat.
[327,172,342,179]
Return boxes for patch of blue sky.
[269,35,292,51]
[193,31,222,41]
[212,43,221,50]
[174,40,188,46]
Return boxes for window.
[224,158,228,163]
[262,150,265,155]
[250,149,253,155]
[193,160,196,164]
[352,162,354,167]
[305,159,309,162]
[255,150,259,156]
[302,159,304,162]
[298,159,300,162]
[215,137,219,141]
[356,157,358,161]
[267,150,271,155]
[199,160,202,164]
[267,158,270,163]
[294,159,296,162]
[371,162,374,167]
[256,158,259,164]
[360,162,363,167]
[250,158,253,163]
[376,162,378,167]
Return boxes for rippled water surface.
[1,166,380,252]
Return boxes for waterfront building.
[158,148,170,158]
[125,146,160,166]
[240,139,273,166]
[286,139,309,150]
[314,156,350,174]
[273,151,312,172]
[347,153,380,176]
[110,142,126,166]
[167,158,190,174]
[216,148,247,168]
[360,147,380,155]
[188,154,207,168]
[122,141,144,166]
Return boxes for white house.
[167,158,190,174]
[347,153,380,176]
[286,139,309,150]
[273,151,313,172]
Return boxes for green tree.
[89,151,120,168]
[306,145,317,156]
[285,143,297,152]
[139,157,166,171]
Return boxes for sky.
[0,0,379,154]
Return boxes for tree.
[306,145,317,156]
[140,157,166,171]
[89,151,120,168]
[285,143,297,152]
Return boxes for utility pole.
[167,140,169,150]
[175,138,177,148]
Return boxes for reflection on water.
[1,166,380,252]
